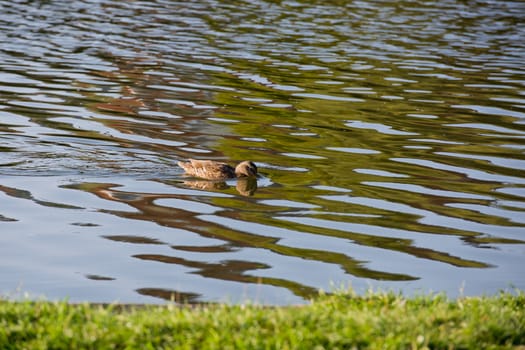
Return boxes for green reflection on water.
[1,0,524,302]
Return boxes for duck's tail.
[177,160,191,171]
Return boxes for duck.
[177,159,258,180]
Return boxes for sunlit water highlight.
[0,0,524,304]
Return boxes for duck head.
[235,161,258,177]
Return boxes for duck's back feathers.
[178,159,236,180]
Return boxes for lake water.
[1,0,524,304]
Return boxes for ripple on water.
[0,0,524,304]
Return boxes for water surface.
[1,0,524,304]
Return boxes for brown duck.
[177,159,258,180]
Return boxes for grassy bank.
[1,290,524,349]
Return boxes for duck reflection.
[182,177,258,196]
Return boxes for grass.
[0,290,524,349]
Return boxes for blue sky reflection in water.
[0,0,524,304]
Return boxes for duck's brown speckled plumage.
[178,159,257,180]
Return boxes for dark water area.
[0,0,524,304]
